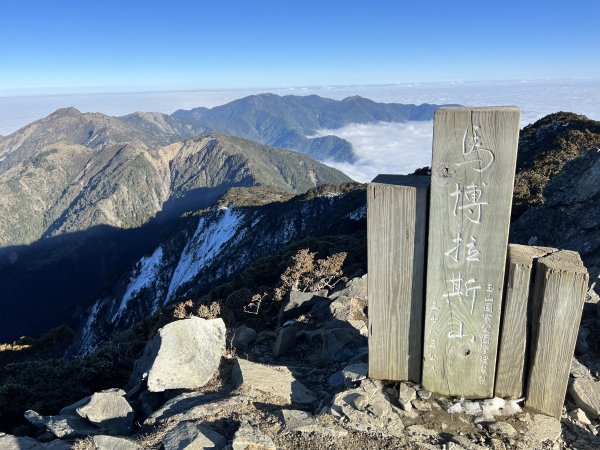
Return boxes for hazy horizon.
[2,79,600,182]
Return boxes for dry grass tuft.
[197,301,222,320]
[173,300,195,319]
[0,343,31,353]
[71,437,95,450]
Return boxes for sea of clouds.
[1,79,600,182]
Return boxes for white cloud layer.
[315,121,433,182]
[2,80,600,182]
[2,79,600,136]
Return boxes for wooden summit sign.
[422,107,520,398]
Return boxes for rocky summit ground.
[3,275,600,450]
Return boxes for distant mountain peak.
[342,95,368,101]
[48,106,81,117]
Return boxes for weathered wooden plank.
[422,107,520,398]
[368,175,429,382]
[495,244,557,399]
[525,250,589,418]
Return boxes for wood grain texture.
[368,175,429,382]
[422,107,520,398]
[525,250,588,418]
[495,244,557,399]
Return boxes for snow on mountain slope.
[116,246,165,320]
[166,208,243,301]
[73,184,366,355]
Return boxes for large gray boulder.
[93,435,140,450]
[0,433,70,450]
[279,289,328,322]
[232,358,316,405]
[76,389,134,435]
[231,422,276,450]
[329,275,367,300]
[146,395,249,427]
[130,317,226,392]
[273,326,297,356]
[570,378,600,419]
[162,421,226,450]
[144,391,224,426]
[24,410,101,439]
[231,325,257,350]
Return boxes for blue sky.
[1,0,598,94]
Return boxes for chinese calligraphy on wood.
[422,107,520,398]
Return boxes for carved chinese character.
[466,236,481,262]
[456,125,496,172]
[450,183,489,224]
[445,232,463,263]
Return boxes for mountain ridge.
[0,133,351,247]
[0,94,451,173]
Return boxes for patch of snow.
[166,208,243,300]
[114,246,164,321]
[347,205,367,221]
[281,218,297,241]
[79,300,100,356]
[448,397,523,422]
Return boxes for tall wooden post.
[525,250,589,417]
[422,107,520,398]
[368,175,429,382]
[495,244,556,399]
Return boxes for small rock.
[328,296,367,323]
[568,407,592,425]
[349,394,369,411]
[232,325,257,350]
[278,409,315,428]
[348,319,368,336]
[412,399,432,412]
[486,421,518,437]
[24,410,100,439]
[145,392,239,426]
[93,435,140,450]
[59,395,92,416]
[232,423,276,450]
[398,383,417,410]
[232,358,316,404]
[129,317,226,392]
[403,409,420,419]
[330,379,404,438]
[342,362,369,382]
[329,275,367,300]
[321,327,359,364]
[162,422,226,450]
[523,413,562,447]
[328,362,368,387]
[76,389,134,435]
[417,389,431,400]
[570,378,600,419]
[278,410,347,437]
[273,326,297,356]
[571,357,593,379]
[280,290,328,322]
[135,389,164,421]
